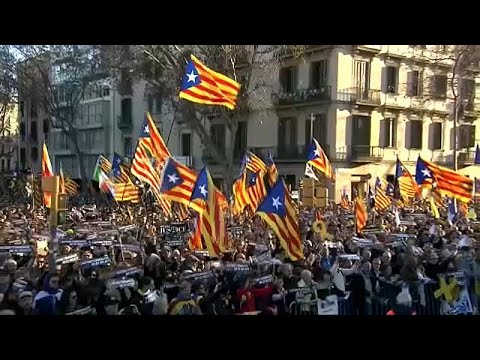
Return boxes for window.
[155,94,162,113]
[310,60,328,89]
[124,137,133,158]
[43,118,49,134]
[459,125,475,148]
[234,122,247,158]
[354,60,370,90]
[147,94,154,113]
[305,114,327,153]
[462,79,475,102]
[380,118,396,148]
[121,98,132,125]
[408,120,423,149]
[283,175,296,190]
[31,147,39,162]
[20,148,26,168]
[210,124,226,153]
[278,117,297,157]
[407,71,423,96]
[31,121,38,142]
[430,122,442,150]
[181,133,192,157]
[279,66,297,93]
[20,102,24,117]
[30,102,37,118]
[384,66,398,93]
[431,74,447,98]
[20,123,25,141]
[7,159,10,171]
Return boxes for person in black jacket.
[128,276,156,315]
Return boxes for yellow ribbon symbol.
[312,220,332,240]
[434,276,458,303]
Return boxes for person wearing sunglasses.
[33,274,63,315]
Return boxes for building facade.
[0,103,19,174]
[199,45,480,201]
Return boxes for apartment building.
[199,45,480,201]
[18,54,188,178]
[0,103,19,174]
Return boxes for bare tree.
[100,45,294,193]
[14,45,107,190]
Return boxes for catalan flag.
[93,155,112,182]
[41,143,54,208]
[242,151,267,174]
[245,170,267,212]
[111,182,141,203]
[111,152,130,183]
[394,158,418,200]
[374,177,392,211]
[232,171,249,215]
[159,157,202,214]
[266,151,279,188]
[190,167,224,257]
[355,197,367,233]
[256,178,303,261]
[139,112,171,163]
[475,144,480,165]
[458,201,469,216]
[59,162,66,194]
[188,214,203,251]
[340,188,350,209]
[64,176,78,196]
[179,54,241,110]
[173,202,190,221]
[306,137,335,181]
[415,157,473,203]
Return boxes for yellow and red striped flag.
[355,197,367,233]
[374,178,392,211]
[256,178,303,261]
[306,137,335,181]
[416,157,473,203]
[41,143,54,208]
[394,158,419,200]
[179,54,241,110]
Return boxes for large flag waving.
[394,157,418,200]
[415,157,473,203]
[190,167,225,257]
[256,178,303,261]
[355,197,367,233]
[374,177,391,211]
[93,155,112,182]
[306,138,335,181]
[179,54,241,110]
[140,112,171,163]
[111,152,130,183]
[41,143,54,208]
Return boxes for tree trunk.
[70,136,89,193]
[224,117,238,198]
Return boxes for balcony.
[117,115,132,131]
[272,87,331,107]
[348,145,383,162]
[458,148,476,165]
[354,45,382,54]
[337,87,381,105]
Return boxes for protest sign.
[80,256,111,270]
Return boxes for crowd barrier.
[286,281,444,315]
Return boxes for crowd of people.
[0,181,479,316]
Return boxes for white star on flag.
[199,184,208,197]
[421,168,431,177]
[272,196,282,210]
[167,173,179,184]
[186,71,198,83]
[144,125,149,134]
[313,148,320,157]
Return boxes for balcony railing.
[458,148,476,165]
[337,87,381,105]
[272,87,331,106]
[348,145,383,162]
